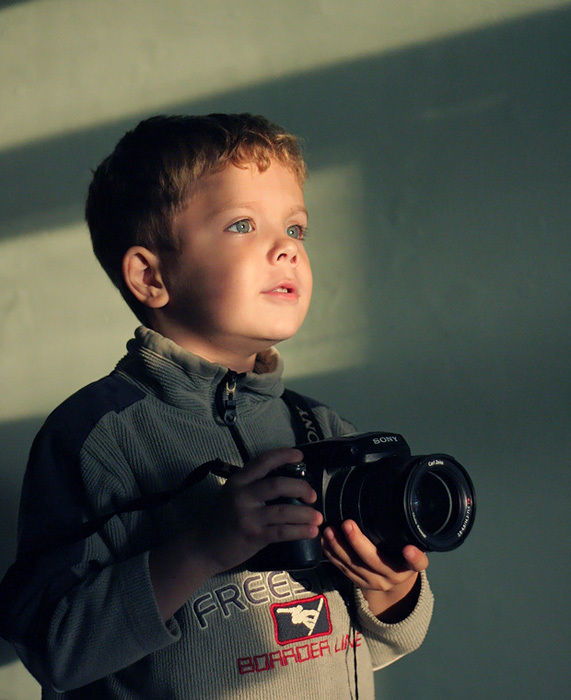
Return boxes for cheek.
[200,267,254,315]
[179,256,233,296]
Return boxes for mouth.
[263,280,299,298]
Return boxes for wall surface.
[1,1,569,698]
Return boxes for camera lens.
[412,472,453,536]
[336,452,476,553]
[403,456,475,551]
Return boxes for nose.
[268,234,299,266]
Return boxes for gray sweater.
[1,327,433,699]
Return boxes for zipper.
[215,370,251,463]
[222,374,238,426]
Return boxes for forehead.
[186,160,306,216]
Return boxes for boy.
[0,114,433,699]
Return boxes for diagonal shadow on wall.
[0,8,569,698]
[0,7,569,243]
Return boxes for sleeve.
[0,411,180,692]
[354,571,434,670]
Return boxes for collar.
[114,326,285,412]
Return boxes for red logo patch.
[270,594,331,645]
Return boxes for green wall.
[1,2,569,698]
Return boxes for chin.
[270,316,307,338]
[248,315,308,349]
[252,333,294,354]
[266,325,303,344]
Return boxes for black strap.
[20,392,324,558]
[19,459,237,559]
[281,388,325,444]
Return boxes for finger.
[402,545,429,572]
[258,503,322,543]
[231,448,304,485]
[322,525,365,568]
[264,502,323,528]
[334,520,398,575]
[265,521,321,543]
[325,522,408,582]
[321,526,372,588]
[339,520,380,563]
[255,474,317,505]
[343,522,428,574]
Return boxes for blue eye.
[286,224,305,240]
[227,219,253,234]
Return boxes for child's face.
[158,160,312,370]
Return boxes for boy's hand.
[321,519,428,622]
[150,448,321,620]
[197,448,323,575]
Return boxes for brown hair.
[85,113,307,323]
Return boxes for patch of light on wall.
[280,162,368,379]
[0,163,369,421]
[0,223,135,422]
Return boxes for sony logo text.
[372,436,399,444]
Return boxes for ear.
[122,246,170,309]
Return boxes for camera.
[248,432,476,571]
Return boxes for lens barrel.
[326,453,475,553]
[403,455,475,551]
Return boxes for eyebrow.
[208,202,309,218]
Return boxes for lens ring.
[414,471,454,536]
[404,455,475,551]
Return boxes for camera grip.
[265,462,307,507]
[247,462,323,571]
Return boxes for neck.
[149,321,266,373]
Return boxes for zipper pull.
[223,375,238,426]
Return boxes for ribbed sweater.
[0,327,433,699]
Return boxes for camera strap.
[18,390,324,559]
[282,389,361,699]
[281,388,326,444]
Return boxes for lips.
[263,280,299,298]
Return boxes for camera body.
[248,432,476,571]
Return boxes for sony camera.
[248,432,476,571]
